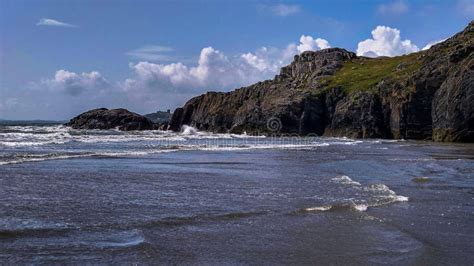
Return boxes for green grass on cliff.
[322,52,422,94]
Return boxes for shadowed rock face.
[169,21,473,142]
[65,108,154,131]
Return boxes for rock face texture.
[169,21,473,142]
[66,108,154,131]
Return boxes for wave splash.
[0,125,393,165]
[0,125,245,165]
[301,175,409,213]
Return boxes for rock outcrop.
[169,21,473,142]
[65,108,154,131]
[144,110,172,124]
[169,48,356,134]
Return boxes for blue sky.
[0,0,473,120]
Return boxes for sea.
[0,122,473,264]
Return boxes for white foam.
[95,230,145,248]
[331,175,362,186]
[392,195,409,202]
[0,217,70,231]
[364,184,394,194]
[195,143,320,152]
[363,184,409,202]
[0,140,346,165]
[229,133,266,139]
[352,204,368,212]
[0,125,368,148]
[330,141,363,145]
[0,149,182,165]
[0,140,69,147]
[304,206,332,212]
[362,183,409,208]
[328,176,409,212]
[0,154,95,165]
[181,125,199,135]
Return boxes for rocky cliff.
[169,21,473,142]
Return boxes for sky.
[0,0,473,120]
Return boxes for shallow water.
[0,124,473,264]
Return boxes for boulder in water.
[65,108,154,131]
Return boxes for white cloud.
[36,18,77,28]
[242,46,293,74]
[377,1,409,15]
[356,26,419,57]
[241,52,269,71]
[125,45,189,62]
[297,35,331,53]
[267,4,301,16]
[422,39,447,50]
[124,47,255,93]
[41,70,110,95]
[124,34,331,95]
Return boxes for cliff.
[169,21,473,142]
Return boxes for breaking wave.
[298,175,409,213]
[331,175,362,186]
[0,124,390,165]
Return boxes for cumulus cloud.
[36,18,77,28]
[265,4,301,17]
[124,34,331,95]
[376,1,409,15]
[241,52,269,71]
[422,39,447,50]
[297,35,331,53]
[41,70,110,95]
[356,26,419,57]
[241,46,295,74]
[125,47,257,93]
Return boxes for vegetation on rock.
[323,52,422,94]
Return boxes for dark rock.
[432,60,474,142]
[65,108,154,131]
[324,92,388,138]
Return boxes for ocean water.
[0,123,473,264]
